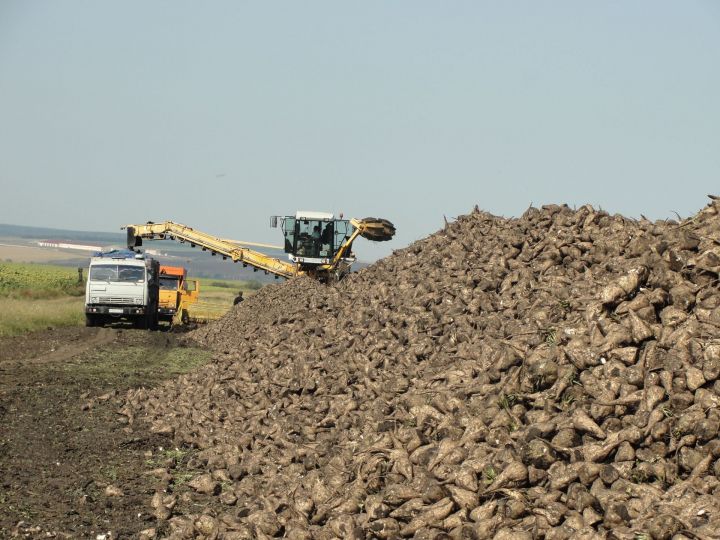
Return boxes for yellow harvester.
[124,211,395,282]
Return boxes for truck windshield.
[159,277,179,290]
[90,264,145,283]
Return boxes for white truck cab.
[85,250,159,329]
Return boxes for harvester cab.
[272,211,353,266]
[270,211,396,278]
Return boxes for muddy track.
[0,326,208,538]
[11,327,117,367]
[0,326,112,366]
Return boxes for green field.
[0,262,85,335]
[0,296,85,336]
[0,262,261,336]
[195,277,260,299]
[186,277,262,321]
[0,261,85,298]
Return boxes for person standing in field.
[234,291,244,305]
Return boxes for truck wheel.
[85,314,95,327]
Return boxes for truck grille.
[99,296,135,304]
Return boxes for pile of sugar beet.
[122,196,720,539]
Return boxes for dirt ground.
[0,326,214,538]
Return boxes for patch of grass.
[198,278,263,295]
[173,472,195,486]
[541,327,557,345]
[16,502,37,520]
[0,296,85,336]
[103,466,119,481]
[188,277,264,322]
[220,481,233,492]
[560,391,576,410]
[65,345,214,387]
[0,261,85,298]
[631,467,648,484]
[208,280,236,289]
[206,279,262,291]
[497,393,517,411]
[483,466,497,485]
[192,288,236,307]
[0,262,87,336]
[164,447,190,462]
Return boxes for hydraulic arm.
[124,222,298,278]
[123,216,395,281]
[334,217,395,264]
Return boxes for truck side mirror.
[186,280,197,292]
[270,216,278,228]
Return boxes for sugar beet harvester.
[123,212,395,282]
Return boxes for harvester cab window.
[282,218,296,254]
[294,220,335,258]
[334,220,351,246]
[320,222,332,242]
[159,277,179,290]
[296,220,314,257]
[319,222,334,257]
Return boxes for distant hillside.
[0,223,124,244]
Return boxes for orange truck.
[158,265,199,325]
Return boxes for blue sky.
[1,1,718,260]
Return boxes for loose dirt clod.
[125,197,720,537]
[104,485,124,497]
